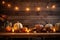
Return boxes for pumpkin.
[22,27,28,32]
[6,26,12,32]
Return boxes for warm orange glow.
[47,6,49,9]
[7,4,11,8]
[26,7,30,11]
[22,27,31,33]
[53,28,56,32]
[6,26,12,31]
[52,5,56,9]
[2,1,5,4]
[36,7,41,11]
[12,28,14,32]
[14,6,19,11]
[25,28,31,33]
[26,29,31,33]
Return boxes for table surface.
[0,33,60,35]
[0,33,60,38]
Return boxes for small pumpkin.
[6,26,12,32]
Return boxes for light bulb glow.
[2,1,5,4]
[36,7,41,11]
[26,7,30,11]
[14,6,19,11]
[7,4,11,8]
[52,5,56,9]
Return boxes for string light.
[36,7,41,11]
[47,6,49,9]
[26,7,30,11]
[51,5,56,9]
[2,1,5,4]
[1,1,56,11]
[14,6,19,11]
[7,4,11,8]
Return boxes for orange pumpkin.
[6,26,12,32]
[22,27,28,32]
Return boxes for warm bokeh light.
[22,27,31,33]
[47,6,49,9]
[14,6,19,11]
[26,29,31,33]
[12,28,14,32]
[26,7,30,11]
[7,4,11,8]
[36,7,41,11]
[51,5,56,9]
[51,27,56,32]
[53,28,56,32]
[25,29,31,33]
[2,1,5,4]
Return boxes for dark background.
[0,0,60,40]
[0,0,60,27]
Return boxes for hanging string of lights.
[1,1,56,11]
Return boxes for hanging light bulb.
[26,7,30,11]
[2,1,5,4]
[36,7,41,11]
[7,4,11,8]
[51,5,56,9]
[14,6,19,11]
[47,6,49,9]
